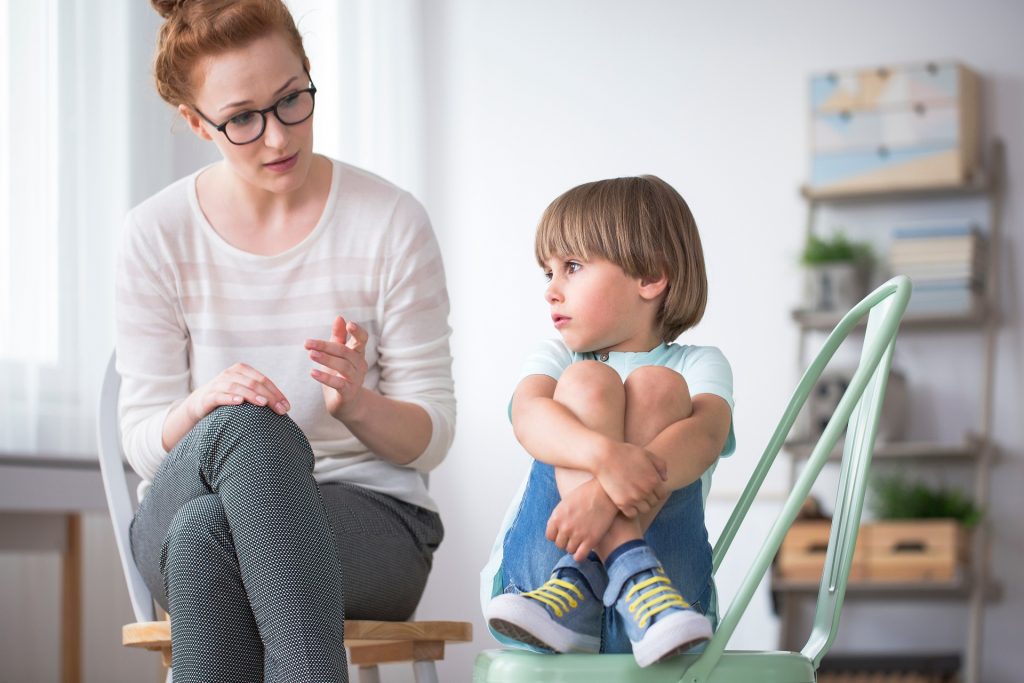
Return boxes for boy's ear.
[178,104,214,141]
[638,273,669,301]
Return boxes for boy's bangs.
[534,201,606,266]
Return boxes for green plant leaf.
[869,474,981,527]
[801,231,873,265]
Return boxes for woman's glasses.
[193,76,317,146]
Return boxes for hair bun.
[151,0,189,20]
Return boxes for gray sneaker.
[486,554,606,653]
[604,545,712,667]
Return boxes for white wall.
[7,2,1020,681]
[414,1,1024,681]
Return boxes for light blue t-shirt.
[481,339,737,622]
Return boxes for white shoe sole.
[631,610,712,668]
[486,594,601,653]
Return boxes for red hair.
[151,0,309,105]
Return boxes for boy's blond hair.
[535,175,707,342]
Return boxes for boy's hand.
[594,442,669,518]
[546,478,619,561]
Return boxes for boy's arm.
[511,374,668,516]
[646,393,732,490]
[546,395,729,562]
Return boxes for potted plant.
[870,475,981,527]
[800,231,873,312]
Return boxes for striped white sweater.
[115,159,454,511]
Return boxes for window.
[0,0,59,365]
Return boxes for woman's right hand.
[185,362,291,421]
[593,441,669,518]
[162,363,290,452]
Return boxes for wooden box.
[864,519,968,583]
[778,520,868,581]
[809,62,980,194]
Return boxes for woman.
[116,1,454,681]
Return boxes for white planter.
[803,263,864,312]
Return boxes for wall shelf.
[783,436,983,463]
[778,138,1004,683]
[791,306,988,331]
[800,171,992,203]
[772,572,1002,601]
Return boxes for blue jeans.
[498,461,715,653]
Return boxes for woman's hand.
[546,478,620,562]
[593,442,669,518]
[306,315,369,421]
[186,363,291,421]
[163,362,290,451]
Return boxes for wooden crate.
[864,519,967,583]
[819,672,954,683]
[778,520,868,581]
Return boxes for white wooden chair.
[96,351,470,682]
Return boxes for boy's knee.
[625,366,692,415]
[555,360,623,405]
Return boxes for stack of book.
[888,224,985,315]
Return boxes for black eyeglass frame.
[193,72,318,146]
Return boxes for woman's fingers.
[310,367,351,392]
[232,366,288,403]
[346,321,368,352]
[304,338,364,363]
[222,381,275,407]
[307,350,362,385]
[330,315,347,344]
[230,364,289,411]
[306,318,368,359]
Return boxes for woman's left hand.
[306,315,369,421]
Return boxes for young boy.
[481,175,736,667]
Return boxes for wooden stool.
[123,618,472,682]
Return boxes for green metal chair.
[475,275,912,683]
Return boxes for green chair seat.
[475,649,815,683]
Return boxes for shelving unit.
[776,140,1004,683]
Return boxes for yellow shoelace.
[625,570,690,628]
[523,577,586,618]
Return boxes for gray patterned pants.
[129,403,444,683]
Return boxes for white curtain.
[0,0,138,455]
[289,0,427,199]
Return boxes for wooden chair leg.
[357,665,381,683]
[412,660,440,683]
[61,514,82,683]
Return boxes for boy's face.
[542,255,663,354]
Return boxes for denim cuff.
[554,553,608,600]
[602,545,663,607]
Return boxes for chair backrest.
[680,275,912,683]
[96,350,156,623]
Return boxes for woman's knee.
[199,402,290,435]
[192,403,313,471]
[161,495,233,572]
